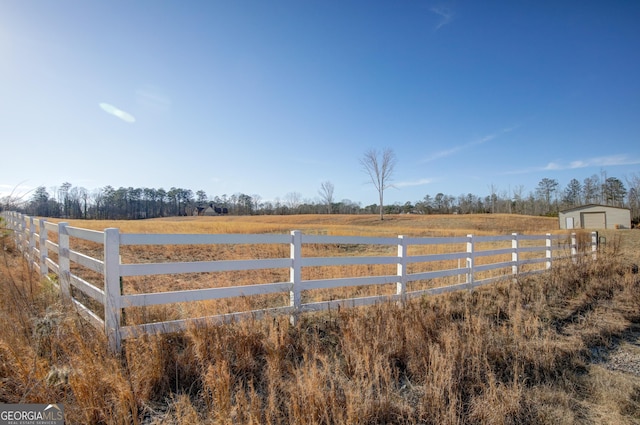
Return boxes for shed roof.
[559,204,630,214]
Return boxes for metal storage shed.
[558,204,631,229]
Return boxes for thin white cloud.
[136,86,172,113]
[569,160,586,168]
[544,162,562,171]
[422,126,518,163]
[430,6,455,30]
[423,146,463,162]
[395,178,435,188]
[505,154,640,175]
[543,154,640,170]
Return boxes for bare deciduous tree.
[318,181,335,214]
[625,174,640,224]
[252,193,262,213]
[360,148,396,220]
[285,192,302,211]
[583,174,601,204]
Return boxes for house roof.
[559,204,630,214]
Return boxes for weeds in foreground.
[1,232,639,424]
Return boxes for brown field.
[52,213,560,236]
[2,214,639,424]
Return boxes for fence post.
[39,219,48,276]
[22,214,28,253]
[466,234,474,290]
[545,233,552,270]
[571,233,577,264]
[17,214,26,252]
[591,232,598,260]
[11,213,18,249]
[396,235,407,298]
[511,233,519,278]
[14,212,23,247]
[15,212,22,233]
[15,213,21,251]
[28,216,36,266]
[104,228,122,354]
[58,222,71,299]
[289,230,302,326]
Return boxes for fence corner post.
[104,228,122,354]
[466,234,474,290]
[571,233,578,264]
[511,233,519,279]
[58,222,71,299]
[289,230,302,326]
[396,235,407,299]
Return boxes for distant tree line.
[390,174,632,218]
[2,172,638,225]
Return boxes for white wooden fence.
[1,212,597,352]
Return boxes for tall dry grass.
[2,215,640,424]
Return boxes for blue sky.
[2,1,639,207]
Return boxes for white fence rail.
[1,212,598,352]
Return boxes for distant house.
[559,204,631,229]
[202,206,218,216]
[194,203,227,216]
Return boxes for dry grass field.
[1,214,639,424]
[52,213,560,237]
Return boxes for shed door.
[565,217,574,229]
[582,212,606,229]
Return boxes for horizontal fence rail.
[1,211,598,352]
